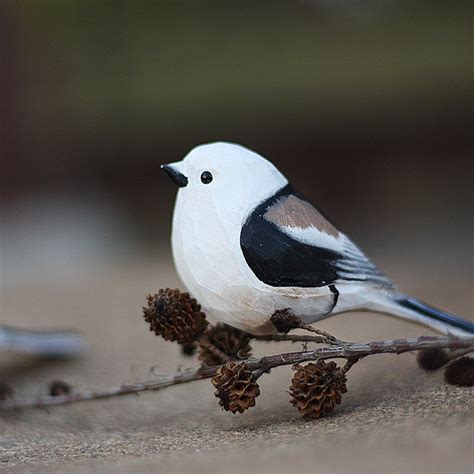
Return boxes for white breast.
[171,187,264,328]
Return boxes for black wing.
[240,185,391,288]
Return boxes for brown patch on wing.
[264,195,339,237]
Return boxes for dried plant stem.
[196,335,230,362]
[445,347,474,361]
[254,333,335,345]
[1,335,472,411]
[298,323,343,345]
[341,357,361,374]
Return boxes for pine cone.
[143,289,208,344]
[181,342,197,357]
[0,382,13,401]
[289,360,347,419]
[270,309,302,333]
[199,323,252,366]
[49,380,72,397]
[417,348,449,371]
[444,357,474,387]
[211,361,260,413]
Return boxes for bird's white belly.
[171,196,337,334]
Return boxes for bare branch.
[196,335,230,362]
[1,334,472,411]
[254,333,335,344]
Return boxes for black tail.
[397,297,474,335]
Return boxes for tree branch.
[1,335,472,411]
[254,333,333,344]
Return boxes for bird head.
[161,142,288,219]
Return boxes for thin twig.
[1,335,472,411]
[253,333,329,344]
[196,335,230,362]
[298,323,344,345]
[341,357,361,374]
[445,347,474,361]
[268,310,345,345]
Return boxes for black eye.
[200,171,213,184]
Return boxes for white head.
[162,142,288,220]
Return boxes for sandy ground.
[0,257,472,473]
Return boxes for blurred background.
[1,0,472,283]
[0,1,472,470]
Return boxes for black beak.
[161,164,188,187]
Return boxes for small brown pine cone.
[417,348,449,371]
[211,361,260,414]
[199,323,252,366]
[181,342,197,357]
[444,357,474,387]
[270,309,302,333]
[143,289,208,344]
[289,360,347,419]
[49,380,72,397]
[0,382,13,401]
